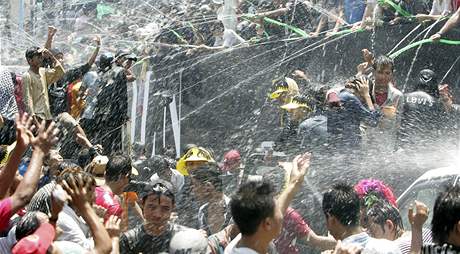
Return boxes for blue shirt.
[327,90,381,148]
[344,0,366,24]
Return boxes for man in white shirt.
[224,152,311,254]
[322,183,401,254]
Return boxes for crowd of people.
[0,0,460,253]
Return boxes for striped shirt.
[396,228,433,254]
[26,182,56,216]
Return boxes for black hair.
[15,212,40,240]
[149,155,171,176]
[105,154,132,182]
[57,160,80,174]
[0,146,7,163]
[373,55,394,72]
[191,164,223,192]
[230,179,276,236]
[25,46,40,60]
[431,185,460,244]
[366,201,404,238]
[77,148,92,169]
[56,166,95,188]
[141,181,175,205]
[322,182,361,227]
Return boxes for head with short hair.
[230,179,283,240]
[190,164,223,202]
[373,55,394,87]
[322,183,361,240]
[365,201,404,241]
[15,211,47,241]
[105,155,132,194]
[416,69,439,97]
[56,167,96,203]
[431,186,460,246]
[25,46,43,68]
[141,181,176,232]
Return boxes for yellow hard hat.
[176,147,215,176]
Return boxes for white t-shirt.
[430,0,452,15]
[224,234,259,254]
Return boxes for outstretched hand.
[15,113,35,150]
[105,215,121,238]
[408,200,429,229]
[61,174,90,213]
[289,152,311,188]
[31,120,59,154]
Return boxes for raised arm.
[0,113,34,199]
[62,174,112,254]
[431,8,460,41]
[277,152,311,213]
[11,120,59,214]
[408,201,429,254]
[44,26,57,50]
[87,36,101,67]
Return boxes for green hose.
[377,0,412,18]
[389,39,460,59]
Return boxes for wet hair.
[149,155,171,176]
[366,201,404,238]
[230,179,276,235]
[105,154,132,182]
[77,148,92,169]
[56,167,96,188]
[191,164,223,192]
[431,185,460,244]
[57,160,80,174]
[141,181,175,205]
[373,55,394,72]
[25,46,41,60]
[322,182,361,227]
[15,212,41,240]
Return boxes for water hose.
[243,14,309,38]
[389,39,460,59]
[377,0,412,18]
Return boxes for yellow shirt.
[22,65,64,120]
[69,81,86,119]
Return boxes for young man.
[119,181,188,253]
[365,201,433,254]
[422,186,460,253]
[224,152,311,254]
[396,69,445,151]
[191,165,231,236]
[322,183,401,254]
[95,154,136,224]
[327,76,382,150]
[22,46,64,124]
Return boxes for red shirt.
[274,207,311,254]
[375,91,388,107]
[0,198,13,232]
[95,187,122,222]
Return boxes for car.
[396,165,460,230]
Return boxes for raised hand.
[105,215,121,238]
[408,200,429,228]
[31,121,59,154]
[15,113,35,150]
[289,152,311,187]
[61,174,89,213]
[48,26,57,37]
[93,35,101,47]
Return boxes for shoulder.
[366,238,402,254]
